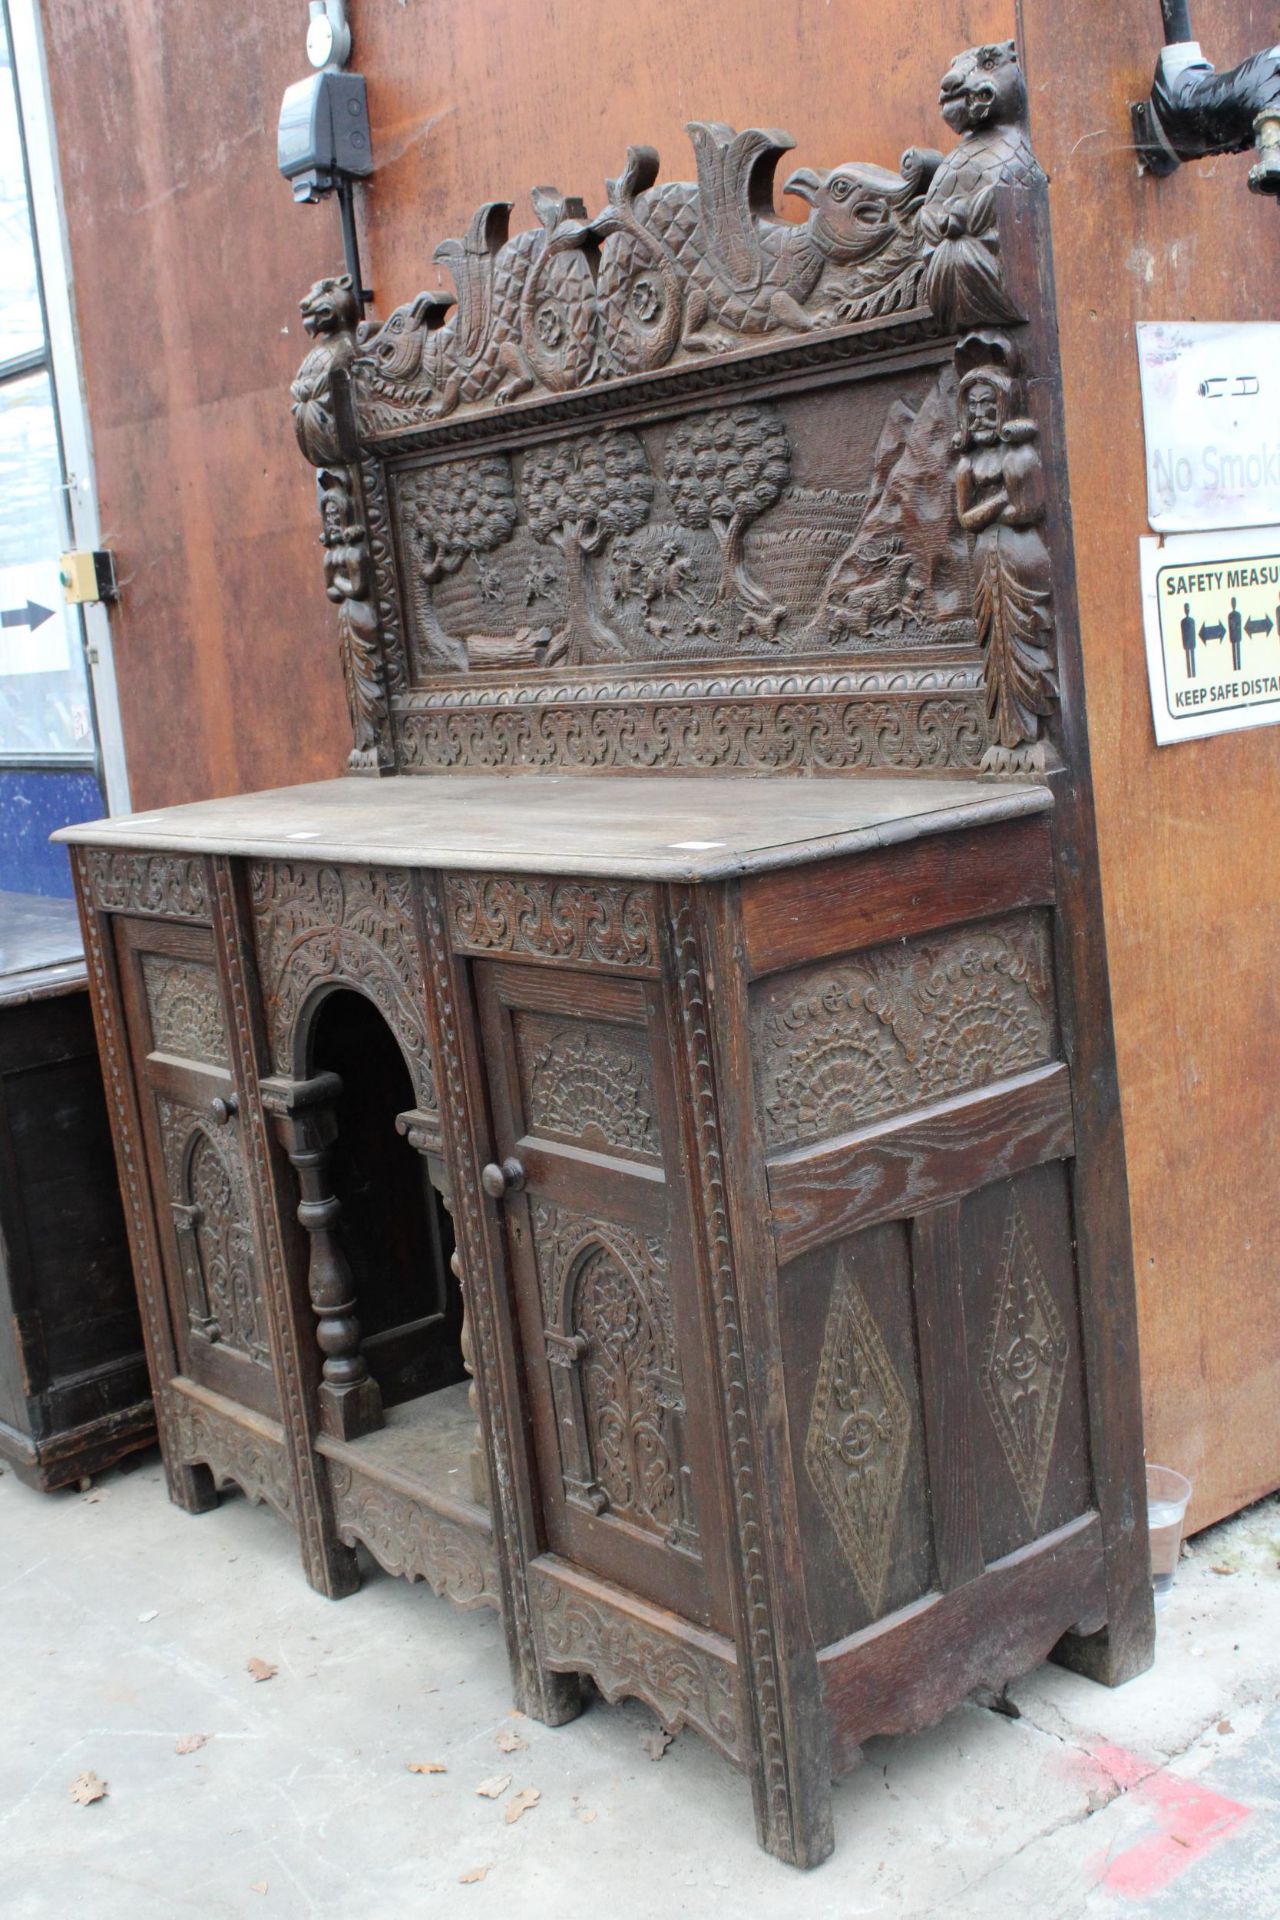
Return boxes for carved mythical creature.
[920,41,1044,330]
[952,335,1056,770]
[318,468,386,767]
[291,274,361,466]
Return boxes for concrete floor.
[2,1453,1277,1919]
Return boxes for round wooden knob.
[209,1094,239,1125]
[480,1157,524,1199]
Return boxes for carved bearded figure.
[318,471,384,763]
[953,360,1056,767]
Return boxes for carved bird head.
[356,291,455,380]
[937,40,1025,138]
[784,161,919,263]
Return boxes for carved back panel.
[291,42,1064,781]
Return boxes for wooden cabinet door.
[114,918,278,1418]
[475,960,726,1631]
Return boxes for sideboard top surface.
[0,890,86,1005]
[55,772,1050,883]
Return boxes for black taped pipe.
[1161,0,1194,44]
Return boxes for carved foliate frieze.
[141,954,229,1066]
[979,1199,1070,1527]
[81,849,209,922]
[157,1098,270,1363]
[805,1263,912,1616]
[249,863,438,1119]
[168,1392,293,1518]
[446,874,659,972]
[755,914,1055,1152]
[326,1460,501,1610]
[514,1011,661,1161]
[531,1200,697,1553]
[530,1564,741,1763]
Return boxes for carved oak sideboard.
[61,42,1153,1868]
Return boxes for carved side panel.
[157,1099,271,1365]
[804,1263,912,1616]
[753,912,1056,1152]
[141,955,229,1066]
[81,850,209,922]
[447,874,659,973]
[530,1563,741,1764]
[326,1461,501,1611]
[167,1391,293,1518]
[530,1201,698,1554]
[250,863,438,1119]
[513,1010,661,1161]
[978,1193,1071,1530]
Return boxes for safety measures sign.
[1140,527,1280,744]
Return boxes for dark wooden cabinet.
[0,892,153,1489]
[60,42,1154,1867]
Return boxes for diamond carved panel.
[805,1263,911,1615]
[979,1200,1069,1527]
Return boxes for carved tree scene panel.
[778,1222,934,1649]
[388,366,978,680]
[959,1163,1091,1565]
[473,959,725,1632]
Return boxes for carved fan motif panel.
[513,1010,661,1162]
[752,911,1056,1151]
[141,954,229,1067]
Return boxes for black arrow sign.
[0,599,53,632]
[1245,613,1274,638]
[1199,620,1226,643]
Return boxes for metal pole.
[336,177,371,315]
[1160,0,1194,44]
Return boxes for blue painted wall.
[0,768,103,897]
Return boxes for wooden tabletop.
[0,889,86,1004]
[55,772,1053,883]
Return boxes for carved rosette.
[805,1266,911,1616]
[249,862,438,1121]
[326,1461,501,1610]
[446,874,659,972]
[979,1200,1069,1526]
[530,1564,741,1764]
[516,1016,661,1160]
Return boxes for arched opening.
[309,987,465,1409]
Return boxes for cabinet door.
[476,961,724,1630]
[115,919,278,1418]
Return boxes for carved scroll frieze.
[755,913,1056,1152]
[81,850,209,922]
[249,863,438,1119]
[157,1098,270,1363]
[531,1200,698,1553]
[446,874,659,972]
[514,1011,661,1161]
[351,127,942,438]
[326,1460,501,1610]
[979,1199,1069,1527]
[530,1563,741,1763]
[805,1263,912,1616]
[168,1392,293,1518]
[141,955,229,1066]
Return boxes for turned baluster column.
[261,1071,383,1441]
[396,1108,488,1508]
